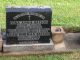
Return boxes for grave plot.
[0,6,80,55]
[3,6,53,52]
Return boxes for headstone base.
[54,41,66,51]
[3,40,54,52]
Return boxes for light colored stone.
[54,41,66,51]
[3,40,54,52]
[51,26,65,44]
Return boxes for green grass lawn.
[0,0,80,29]
[0,55,65,60]
[0,52,80,60]
[0,0,80,60]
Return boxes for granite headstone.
[6,6,52,44]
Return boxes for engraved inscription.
[7,13,50,41]
[6,7,51,44]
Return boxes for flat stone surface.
[3,40,54,52]
[54,41,66,50]
[53,33,80,52]
[64,33,80,49]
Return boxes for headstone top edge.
[6,6,51,9]
[6,6,52,12]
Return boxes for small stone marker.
[3,6,53,52]
[51,26,65,44]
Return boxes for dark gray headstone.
[6,6,52,44]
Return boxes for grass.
[0,0,80,60]
[0,55,64,60]
[0,52,80,60]
[0,0,80,29]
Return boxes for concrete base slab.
[54,41,66,51]
[64,33,80,49]
[3,40,54,52]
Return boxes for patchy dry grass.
[0,52,80,60]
